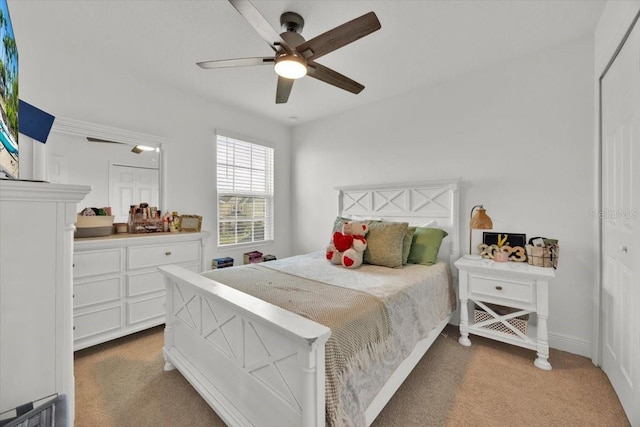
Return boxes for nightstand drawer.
[469,275,534,305]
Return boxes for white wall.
[291,36,596,357]
[19,62,293,267]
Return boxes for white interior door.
[601,18,640,427]
[109,164,159,222]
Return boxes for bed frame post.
[299,344,326,426]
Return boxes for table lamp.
[464,204,493,259]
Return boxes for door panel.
[109,164,159,222]
[601,17,639,426]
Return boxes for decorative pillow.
[332,216,352,233]
[332,215,382,233]
[402,226,417,265]
[407,227,448,266]
[364,221,409,268]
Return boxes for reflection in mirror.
[47,132,161,222]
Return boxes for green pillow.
[407,227,448,266]
[332,216,352,233]
[402,226,417,265]
[364,222,408,268]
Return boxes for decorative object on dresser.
[455,257,555,370]
[127,203,163,233]
[0,180,90,425]
[75,210,115,238]
[177,214,202,232]
[72,231,209,351]
[464,204,493,259]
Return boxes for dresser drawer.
[74,277,122,309]
[74,305,122,340]
[74,249,122,279]
[469,274,534,306]
[128,295,165,325]
[128,263,199,297]
[128,242,200,269]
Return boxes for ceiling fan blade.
[197,57,274,69]
[296,12,381,61]
[87,137,124,144]
[307,62,365,94]
[228,0,292,54]
[275,76,294,104]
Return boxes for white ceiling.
[9,0,606,126]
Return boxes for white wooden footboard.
[159,264,331,427]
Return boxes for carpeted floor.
[74,325,630,426]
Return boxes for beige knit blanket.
[201,264,392,426]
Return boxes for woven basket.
[474,304,528,336]
[525,244,559,268]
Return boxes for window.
[216,134,274,246]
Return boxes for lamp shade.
[470,206,493,230]
[467,205,493,257]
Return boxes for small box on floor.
[263,254,276,262]
[212,257,234,269]
[244,251,264,264]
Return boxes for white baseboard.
[549,332,592,359]
[448,317,593,361]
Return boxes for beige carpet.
[74,325,630,427]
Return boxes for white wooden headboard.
[336,180,460,266]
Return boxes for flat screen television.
[0,0,18,179]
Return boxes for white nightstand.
[454,257,556,370]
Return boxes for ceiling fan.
[197,0,381,104]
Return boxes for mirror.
[45,118,164,222]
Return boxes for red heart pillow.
[333,231,353,253]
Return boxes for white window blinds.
[216,134,274,246]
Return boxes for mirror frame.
[42,116,167,214]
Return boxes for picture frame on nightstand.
[482,232,526,248]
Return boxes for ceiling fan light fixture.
[274,54,307,79]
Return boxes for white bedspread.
[259,251,456,426]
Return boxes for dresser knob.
[620,245,628,253]
[165,251,172,256]
[495,286,503,291]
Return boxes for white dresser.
[73,231,209,350]
[0,180,90,425]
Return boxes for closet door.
[109,164,159,222]
[601,17,639,427]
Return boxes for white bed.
[159,180,460,426]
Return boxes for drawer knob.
[165,251,172,256]
[495,285,503,291]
